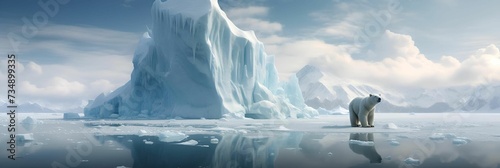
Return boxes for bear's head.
[368,94,382,104]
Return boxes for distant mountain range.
[0,102,83,113]
[296,65,500,113]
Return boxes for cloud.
[21,77,86,97]
[307,30,500,90]
[226,6,268,18]
[311,12,365,40]
[268,40,353,78]
[226,6,283,35]
[0,24,139,109]
[366,30,421,61]
[232,18,282,34]
[26,61,43,74]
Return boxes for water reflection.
[3,129,500,168]
[102,132,302,168]
[348,133,382,163]
[100,134,220,168]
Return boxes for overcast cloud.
[1,0,500,110]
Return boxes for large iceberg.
[84,0,317,119]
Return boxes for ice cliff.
[84,0,317,119]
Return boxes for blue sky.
[1,0,500,109]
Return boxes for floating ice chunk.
[16,133,35,142]
[144,140,154,145]
[455,137,471,142]
[276,125,290,131]
[429,133,445,140]
[404,157,421,166]
[383,123,398,129]
[157,131,188,143]
[452,137,471,145]
[452,139,468,145]
[138,130,148,136]
[445,133,457,139]
[177,140,198,146]
[116,166,130,168]
[210,138,219,144]
[349,140,374,146]
[389,140,400,146]
[21,117,38,131]
[385,156,392,160]
[327,152,333,156]
[63,113,81,120]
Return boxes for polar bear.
[349,94,381,127]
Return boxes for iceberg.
[84,0,316,119]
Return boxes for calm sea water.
[1,118,500,168]
[0,123,500,168]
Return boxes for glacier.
[84,0,317,119]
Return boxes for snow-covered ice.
[1,112,500,167]
[429,133,446,140]
[383,123,398,129]
[349,140,375,146]
[404,157,421,166]
[210,138,219,144]
[177,140,198,146]
[157,131,188,142]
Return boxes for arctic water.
[1,113,500,168]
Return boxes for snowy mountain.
[461,85,500,112]
[0,102,55,113]
[84,0,317,119]
[296,65,500,113]
[296,65,406,111]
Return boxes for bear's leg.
[359,112,370,127]
[368,112,374,127]
[350,111,360,127]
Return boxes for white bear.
[349,94,381,127]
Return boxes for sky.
[1,0,500,110]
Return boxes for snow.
[383,123,398,129]
[349,140,375,146]
[177,140,198,146]
[210,138,219,144]
[144,140,154,145]
[404,157,421,166]
[389,140,400,146]
[157,131,188,142]
[84,0,315,119]
[138,130,148,136]
[452,138,468,145]
[429,133,446,140]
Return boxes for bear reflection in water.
[349,133,382,163]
